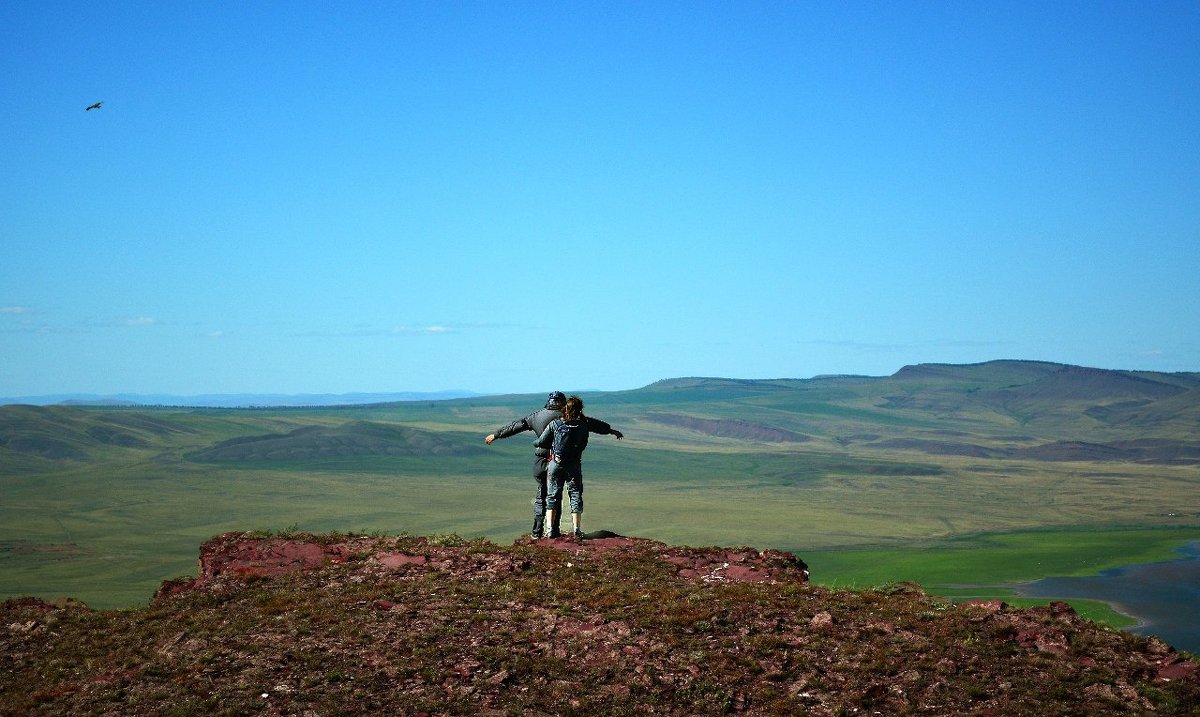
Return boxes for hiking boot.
[573,528,584,540]
[546,529,561,539]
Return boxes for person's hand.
[485,434,496,444]
[612,430,623,440]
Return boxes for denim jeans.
[546,459,583,514]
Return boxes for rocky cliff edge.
[3,531,1198,715]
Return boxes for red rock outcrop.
[6,532,1198,716]
[157,531,810,603]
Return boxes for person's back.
[487,391,622,539]
[550,417,589,464]
[535,395,593,538]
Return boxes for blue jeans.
[546,459,583,515]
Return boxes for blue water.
[1018,542,1200,655]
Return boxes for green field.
[3,361,1199,628]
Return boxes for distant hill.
[865,360,1200,446]
[4,359,1199,467]
[0,404,197,463]
[891,359,1067,385]
[622,361,1200,464]
[889,361,1200,399]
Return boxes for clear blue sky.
[3,1,1198,397]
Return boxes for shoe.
[546,529,561,539]
[530,532,543,540]
[573,528,584,539]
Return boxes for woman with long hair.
[535,395,589,538]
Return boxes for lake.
[1018,542,1200,655]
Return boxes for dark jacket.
[534,418,589,463]
[493,407,616,458]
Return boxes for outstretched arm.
[585,416,623,440]
[485,414,533,444]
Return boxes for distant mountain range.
[5,359,1199,467]
[0,390,483,408]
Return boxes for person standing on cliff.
[484,391,623,539]
[534,395,591,539]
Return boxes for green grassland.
[2,360,1199,624]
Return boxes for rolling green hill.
[189,421,486,463]
[2,359,1198,611]
[0,404,197,457]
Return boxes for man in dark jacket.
[485,391,623,538]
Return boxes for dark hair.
[562,395,584,422]
[546,391,566,409]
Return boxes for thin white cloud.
[338,325,457,336]
[0,306,33,315]
[391,325,452,335]
[71,316,164,329]
[293,324,463,338]
[207,330,225,338]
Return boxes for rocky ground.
[2,531,1198,715]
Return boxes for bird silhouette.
[85,101,103,111]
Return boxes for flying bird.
[85,101,103,111]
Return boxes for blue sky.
[3,1,1198,397]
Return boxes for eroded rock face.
[158,532,810,602]
[200,537,338,578]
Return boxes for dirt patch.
[0,542,88,559]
